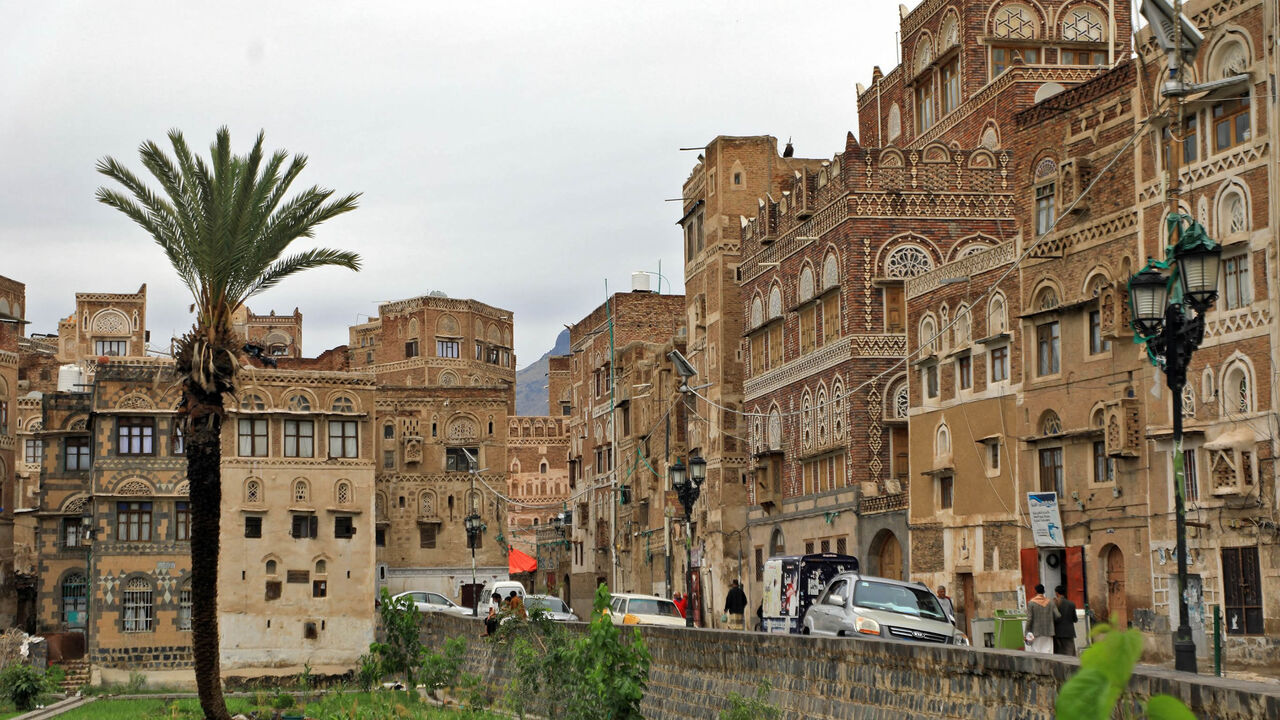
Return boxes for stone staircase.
[54,659,89,692]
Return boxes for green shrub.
[370,588,425,688]
[271,689,296,709]
[356,653,382,692]
[421,636,468,697]
[0,663,48,711]
[720,680,781,720]
[1056,620,1197,720]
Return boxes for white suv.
[803,573,969,645]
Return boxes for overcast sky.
[2,1,914,367]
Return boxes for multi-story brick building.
[56,286,149,361]
[564,290,686,612]
[353,294,516,607]
[233,305,304,359]
[219,367,376,669]
[0,275,25,627]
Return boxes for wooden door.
[885,285,905,332]
[1105,545,1127,628]
[959,573,976,637]
[877,533,903,580]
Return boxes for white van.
[474,580,525,615]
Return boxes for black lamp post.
[464,512,485,613]
[1128,218,1221,674]
[671,455,705,627]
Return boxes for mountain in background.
[514,329,570,416]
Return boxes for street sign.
[1027,492,1065,548]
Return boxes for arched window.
[178,578,193,631]
[539,461,548,474]
[988,294,1008,334]
[815,387,829,446]
[1041,411,1063,436]
[893,382,909,419]
[885,245,933,279]
[122,577,154,633]
[920,316,938,354]
[769,528,785,557]
[992,4,1037,39]
[1181,385,1197,418]
[749,296,764,328]
[798,265,815,302]
[1062,6,1106,42]
[1224,363,1252,414]
[915,36,934,75]
[940,12,960,48]
[62,572,87,627]
[336,481,352,506]
[294,480,310,504]
[768,285,783,319]
[935,424,951,457]
[245,479,262,505]
[420,491,435,518]
[954,305,971,346]
[383,423,395,439]
[801,391,813,449]
[331,395,355,413]
[1035,285,1059,311]
[767,407,783,451]
[240,393,266,411]
[266,559,278,575]
[887,104,902,142]
[822,252,840,289]
[832,379,846,439]
[315,559,327,575]
[1218,188,1248,238]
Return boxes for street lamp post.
[671,455,706,627]
[1128,214,1221,674]
[464,512,485,614]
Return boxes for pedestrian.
[1052,585,1078,656]
[482,593,501,638]
[673,592,687,618]
[507,591,526,620]
[936,585,956,624]
[1025,584,1054,654]
[724,579,748,630]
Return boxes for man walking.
[1052,585,1078,656]
[1025,584,1054,654]
[724,579,748,630]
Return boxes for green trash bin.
[993,609,1027,650]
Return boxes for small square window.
[335,516,356,539]
[244,516,263,539]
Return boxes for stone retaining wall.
[421,614,1280,719]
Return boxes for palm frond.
[243,248,362,300]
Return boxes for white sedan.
[606,594,687,627]
[391,590,471,616]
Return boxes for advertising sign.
[1027,492,1064,547]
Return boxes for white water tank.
[57,364,84,392]
[631,272,652,293]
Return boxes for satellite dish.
[1034,83,1066,103]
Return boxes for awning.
[508,547,538,574]
[1203,427,1257,450]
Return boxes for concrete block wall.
[421,613,1280,719]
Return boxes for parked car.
[525,594,579,622]
[802,573,969,646]
[606,593,686,627]
[473,580,526,616]
[391,590,471,617]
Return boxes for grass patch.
[57,697,258,719]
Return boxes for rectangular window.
[62,517,82,550]
[750,335,765,375]
[335,515,356,539]
[767,323,783,368]
[122,584,153,633]
[116,501,152,542]
[823,292,840,343]
[957,355,972,390]
[988,441,1000,471]
[1212,96,1250,152]
[66,436,91,471]
[175,501,190,541]
[178,587,192,630]
[755,547,764,582]
[291,513,318,539]
[405,339,419,358]
[1162,115,1198,168]
[171,424,185,455]
[1035,183,1056,235]
[419,525,437,548]
[991,46,1038,78]
[1093,441,1110,483]
[376,527,386,547]
[925,364,938,399]
[1221,546,1262,635]
[1088,310,1111,354]
[1038,447,1064,496]
[366,351,373,364]
[800,305,817,354]
[283,420,314,458]
[0,401,5,432]
[940,59,960,114]
[940,475,954,509]
[244,516,262,538]
[836,537,847,555]
[383,450,396,469]
[265,580,282,600]
[990,345,1009,382]
[446,447,478,472]
[328,420,359,458]
[885,285,905,333]
[436,340,460,358]
[117,417,155,456]
[915,83,934,133]
[94,339,127,356]
[1184,449,1199,503]
[1223,254,1251,309]
[238,418,268,457]
[1037,321,1060,376]
[1060,49,1107,66]
[24,438,42,465]
[313,580,327,598]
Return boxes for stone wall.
[421,613,1280,719]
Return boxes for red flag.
[508,547,537,574]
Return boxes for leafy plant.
[299,661,315,691]
[127,670,146,693]
[0,663,49,711]
[575,583,651,719]
[270,689,296,709]
[356,653,382,692]
[720,680,782,720]
[1055,621,1197,720]
[370,587,426,688]
[421,636,468,698]
[45,664,66,691]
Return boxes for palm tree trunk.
[186,382,231,720]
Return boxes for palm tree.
[96,127,359,720]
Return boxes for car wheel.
[801,625,810,635]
